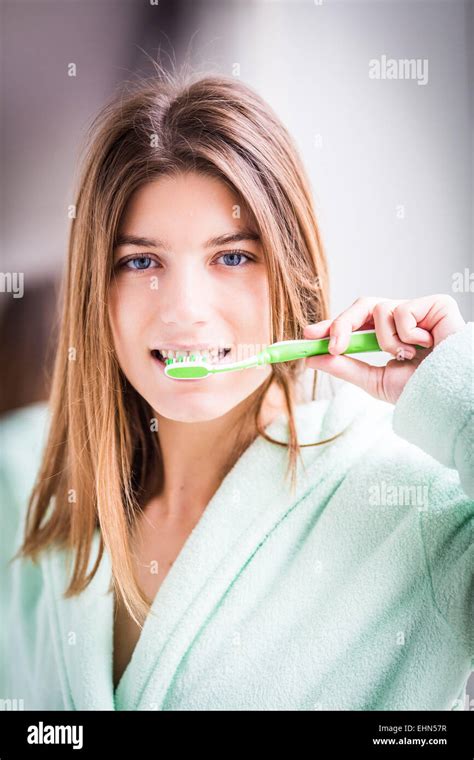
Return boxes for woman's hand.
[303,295,466,405]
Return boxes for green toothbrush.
[164,329,425,380]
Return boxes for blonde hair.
[17,65,346,626]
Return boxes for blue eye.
[122,255,157,270]
[216,251,252,267]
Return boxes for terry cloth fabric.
[0,322,472,710]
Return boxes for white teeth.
[158,348,230,362]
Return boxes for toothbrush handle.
[264,330,425,364]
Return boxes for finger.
[392,298,436,347]
[326,297,397,355]
[372,301,417,359]
[304,352,383,398]
[303,319,333,338]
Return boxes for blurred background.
[0,0,472,704]
[1,0,473,416]
[1,0,473,414]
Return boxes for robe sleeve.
[0,403,50,695]
[392,321,474,658]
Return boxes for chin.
[136,370,270,422]
[154,397,236,423]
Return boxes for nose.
[158,261,213,326]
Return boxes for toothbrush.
[164,329,425,380]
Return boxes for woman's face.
[108,171,273,422]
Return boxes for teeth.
[158,348,230,362]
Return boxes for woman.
[1,68,472,711]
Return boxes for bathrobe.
[0,322,472,711]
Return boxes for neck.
[150,381,288,521]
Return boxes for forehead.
[118,172,257,244]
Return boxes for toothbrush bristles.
[164,354,209,365]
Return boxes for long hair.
[16,65,345,626]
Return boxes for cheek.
[232,273,271,340]
[108,282,150,358]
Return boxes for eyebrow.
[114,229,260,249]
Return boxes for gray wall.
[1,0,472,321]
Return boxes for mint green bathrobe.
[1,323,472,711]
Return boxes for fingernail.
[397,347,416,360]
[328,336,338,351]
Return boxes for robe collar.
[42,383,384,710]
